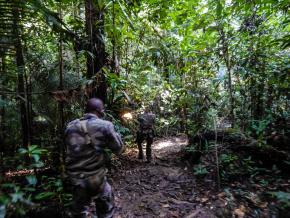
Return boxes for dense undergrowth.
[0,0,289,217]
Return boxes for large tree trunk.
[12,4,31,147]
[85,0,107,103]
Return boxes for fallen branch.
[169,198,195,205]
[185,209,202,218]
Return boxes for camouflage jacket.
[138,112,155,131]
[64,113,123,184]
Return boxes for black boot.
[146,142,152,163]
[137,143,144,159]
[138,153,144,160]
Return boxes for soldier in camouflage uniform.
[64,98,124,218]
[136,108,156,162]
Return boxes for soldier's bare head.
[85,98,105,117]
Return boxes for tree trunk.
[25,69,33,142]
[85,0,107,103]
[111,0,120,75]
[219,27,235,127]
[58,5,64,133]
[58,4,65,173]
[12,4,31,147]
[0,56,5,145]
[0,56,6,178]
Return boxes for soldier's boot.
[146,137,153,163]
[136,131,144,159]
[137,143,144,159]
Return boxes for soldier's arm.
[106,123,124,155]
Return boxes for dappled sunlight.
[1,0,288,217]
[154,141,175,150]
[153,136,188,152]
[5,167,49,178]
[122,112,133,120]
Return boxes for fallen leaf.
[162,204,170,208]
[234,208,245,218]
[218,192,226,198]
[234,205,246,218]
[258,202,268,208]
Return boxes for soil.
[111,136,216,218]
[109,135,289,218]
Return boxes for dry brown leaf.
[162,204,170,208]
[234,205,246,218]
[234,208,245,218]
[258,202,268,208]
[218,192,226,198]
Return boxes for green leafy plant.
[18,145,48,168]
[0,183,34,217]
[269,191,290,208]
[193,164,208,176]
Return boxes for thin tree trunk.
[12,4,31,147]
[111,0,120,75]
[73,1,81,76]
[213,117,220,190]
[219,27,234,126]
[125,26,130,79]
[85,0,107,102]
[0,56,6,177]
[0,56,5,145]
[112,0,116,73]
[58,4,65,171]
[25,69,32,142]
[58,5,64,132]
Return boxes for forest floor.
[109,135,288,218]
[4,135,288,218]
[110,136,217,218]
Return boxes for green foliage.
[220,153,238,164]
[269,191,290,208]
[1,146,70,217]
[219,152,261,181]
[0,0,289,215]
[193,164,208,176]
[0,183,34,217]
[18,145,48,169]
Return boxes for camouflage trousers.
[136,129,154,161]
[70,176,114,218]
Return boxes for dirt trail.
[111,136,215,218]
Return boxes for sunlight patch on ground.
[153,136,188,152]
[154,141,175,150]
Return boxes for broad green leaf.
[35,192,55,200]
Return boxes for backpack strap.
[79,119,91,145]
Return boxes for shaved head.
[85,98,104,114]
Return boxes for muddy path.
[110,136,215,218]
